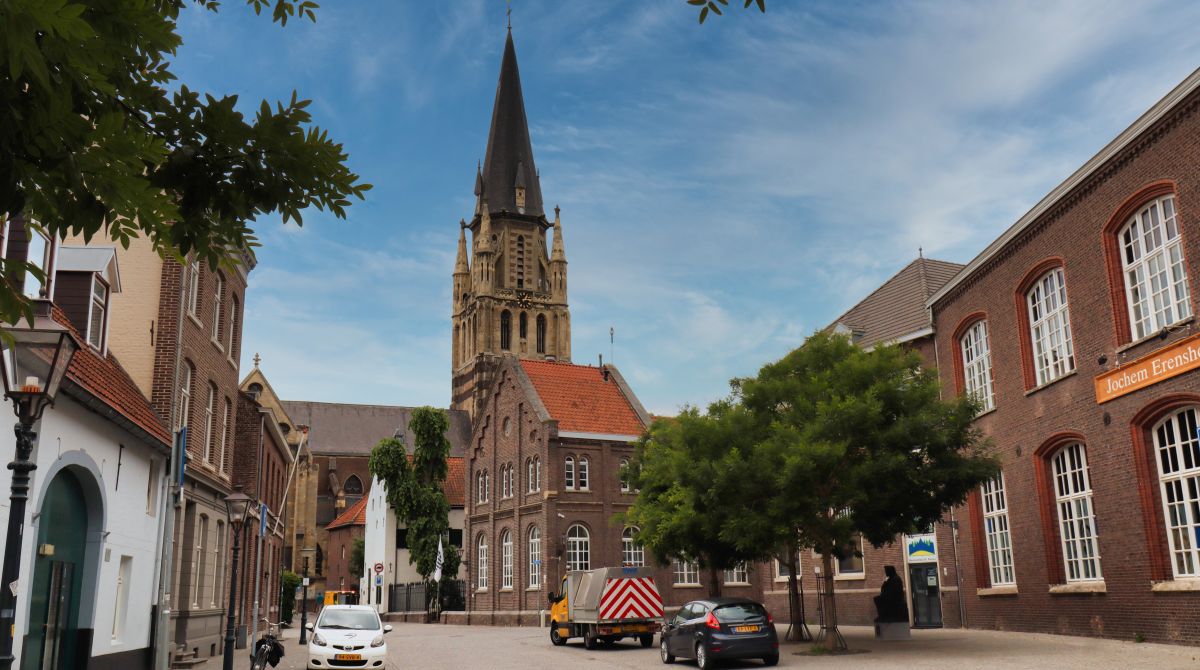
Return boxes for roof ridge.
[832,257,961,327]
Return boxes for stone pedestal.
[874,621,912,640]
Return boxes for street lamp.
[223,487,253,670]
[0,300,78,670]
[299,548,315,645]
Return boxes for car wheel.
[550,623,567,646]
[660,637,675,664]
[640,634,654,648]
[696,642,711,669]
[763,652,779,666]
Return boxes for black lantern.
[0,300,78,423]
[224,487,253,532]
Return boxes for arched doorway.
[22,469,95,670]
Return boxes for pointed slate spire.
[481,29,543,217]
[455,220,470,274]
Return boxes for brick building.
[927,67,1200,643]
[325,496,367,599]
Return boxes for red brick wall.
[931,89,1200,643]
[326,525,365,594]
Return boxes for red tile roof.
[52,306,171,446]
[327,494,367,530]
[519,359,647,436]
[445,456,465,506]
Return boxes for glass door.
[908,564,942,628]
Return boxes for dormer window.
[87,276,108,349]
[54,246,120,354]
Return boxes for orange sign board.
[1094,333,1200,404]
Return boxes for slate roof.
[478,29,543,217]
[326,494,367,530]
[52,305,171,447]
[279,401,470,457]
[519,359,647,437]
[828,257,964,348]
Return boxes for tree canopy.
[0,0,369,324]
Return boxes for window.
[177,362,193,431]
[219,398,230,473]
[1052,443,1101,582]
[1027,268,1075,386]
[519,312,528,340]
[21,226,52,299]
[775,553,799,581]
[344,475,364,496]
[565,457,575,490]
[186,262,200,316]
[528,526,541,588]
[1154,406,1200,577]
[981,474,1015,586]
[674,560,699,586]
[578,457,589,491]
[535,457,541,491]
[835,536,864,577]
[203,384,216,463]
[211,273,224,341]
[536,314,546,353]
[1120,195,1190,340]
[622,527,644,567]
[527,459,535,493]
[87,276,107,350]
[484,470,490,502]
[500,310,512,350]
[960,320,995,411]
[724,563,749,584]
[112,555,132,640]
[566,524,590,572]
[193,515,208,607]
[501,530,514,589]
[145,459,159,515]
[214,520,225,607]
[476,535,488,590]
[619,459,631,493]
[229,295,241,359]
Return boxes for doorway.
[908,563,942,628]
[22,470,90,670]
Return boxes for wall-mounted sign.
[906,533,937,564]
[1095,333,1200,404]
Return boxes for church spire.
[455,221,470,274]
[480,29,543,217]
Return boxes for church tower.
[452,27,572,418]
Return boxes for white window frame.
[981,474,1015,586]
[228,294,240,358]
[1052,442,1102,583]
[774,553,799,583]
[177,363,193,431]
[1027,268,1075,386]
[619,458,631,493]
[527,459,535,493]
[111,554,131,640]
[578,457,589,491]
[528,526,541,589]
[86,275,107,350]
[724,563,749,585]
[674,560,700,586]
[22,226,52,299]
[834,535,865,578]
[1119,195,1190,340]
[564,457,575,491]
[960,320,995,411]
[211,273,224,342]
[186,262,200,316]
[621,527,644,567]
[535,457,541,491]
[501,530,513,590]
[193,514,208,608]
[476,535,488,590]
[203,384,215,463]
[219,398,230,474]
[565,524,590,572]
[1154,406,1200,578]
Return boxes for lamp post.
[223,487,252,670]
[299,552,312,645]
[0,300,78,670]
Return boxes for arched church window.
[537,315,546,353]
[519,312,528,340]
[500,311,512,350]
[344,474,364,496]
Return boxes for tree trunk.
[784,550,811,642]
[707,567,722,598]
[815,551,847,651]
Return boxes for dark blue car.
[660,597,779,668]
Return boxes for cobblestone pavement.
[266,623,1200,670]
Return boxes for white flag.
[432,537,444,582]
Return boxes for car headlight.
[371,634,385,648]
[312,632,327,647]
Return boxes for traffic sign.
[374,562,384,574]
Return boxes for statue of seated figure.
[873,565,910,623]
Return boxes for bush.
[280,571,302,624]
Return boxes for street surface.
[266,622,1200,669]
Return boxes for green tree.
[368,408,461,607]
[279,570,301,624]
[624,402,771,597]
[736,332,997,650]
[349,537,365,580]
[0,0,369,325]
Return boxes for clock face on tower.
[515,291,533,309]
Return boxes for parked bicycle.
[251,619,286,669]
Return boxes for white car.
[306,605,393,669]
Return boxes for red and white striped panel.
[598,577,664,621]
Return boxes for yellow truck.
[548,567,664,650]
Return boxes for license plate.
[335,654,362,661]
[734,625,759,633]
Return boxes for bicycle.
[251,619,286,669]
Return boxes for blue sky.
[173,1,1200,415]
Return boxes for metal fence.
[388,580,465,614]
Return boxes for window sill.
[227,356,239,372]
[526,587,541,592]
[1024,369,1078,397]
[674,584,703,589]
[500,587,513,592]
[1151,578,1200,592]
[475,588,488,593]
[187,313,203,329]
[834,574,865,581]
[211,338,224,353]
[1116,316,1195,355]
[773,577,790,583]
[974,406,998,419]
[724,582,750,586]
[976,585,1018,597]
[1049,581,1106,594]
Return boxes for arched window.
[1026,268,1075,386]
[344,475,364,496]
[229,294,241,359]
[1051,442,1101,582]
[501,530,514,589]
[619,458,631,493]
[578,457,589,491]
[477,535,489,590]
[622,527,644,567]
[484,470,490,502]
[527,459,534,492]
[519,312,528,340]
[1119,195,1190,340]
[528,526,541,588]
[564,457,575,490]
[960,320,995,411]
[1154,406,1200,577]
[500,310,512,350]
[535,457,541,491]
[536,314,546,353]
[219,398,231,473]
[566,524,590,572]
